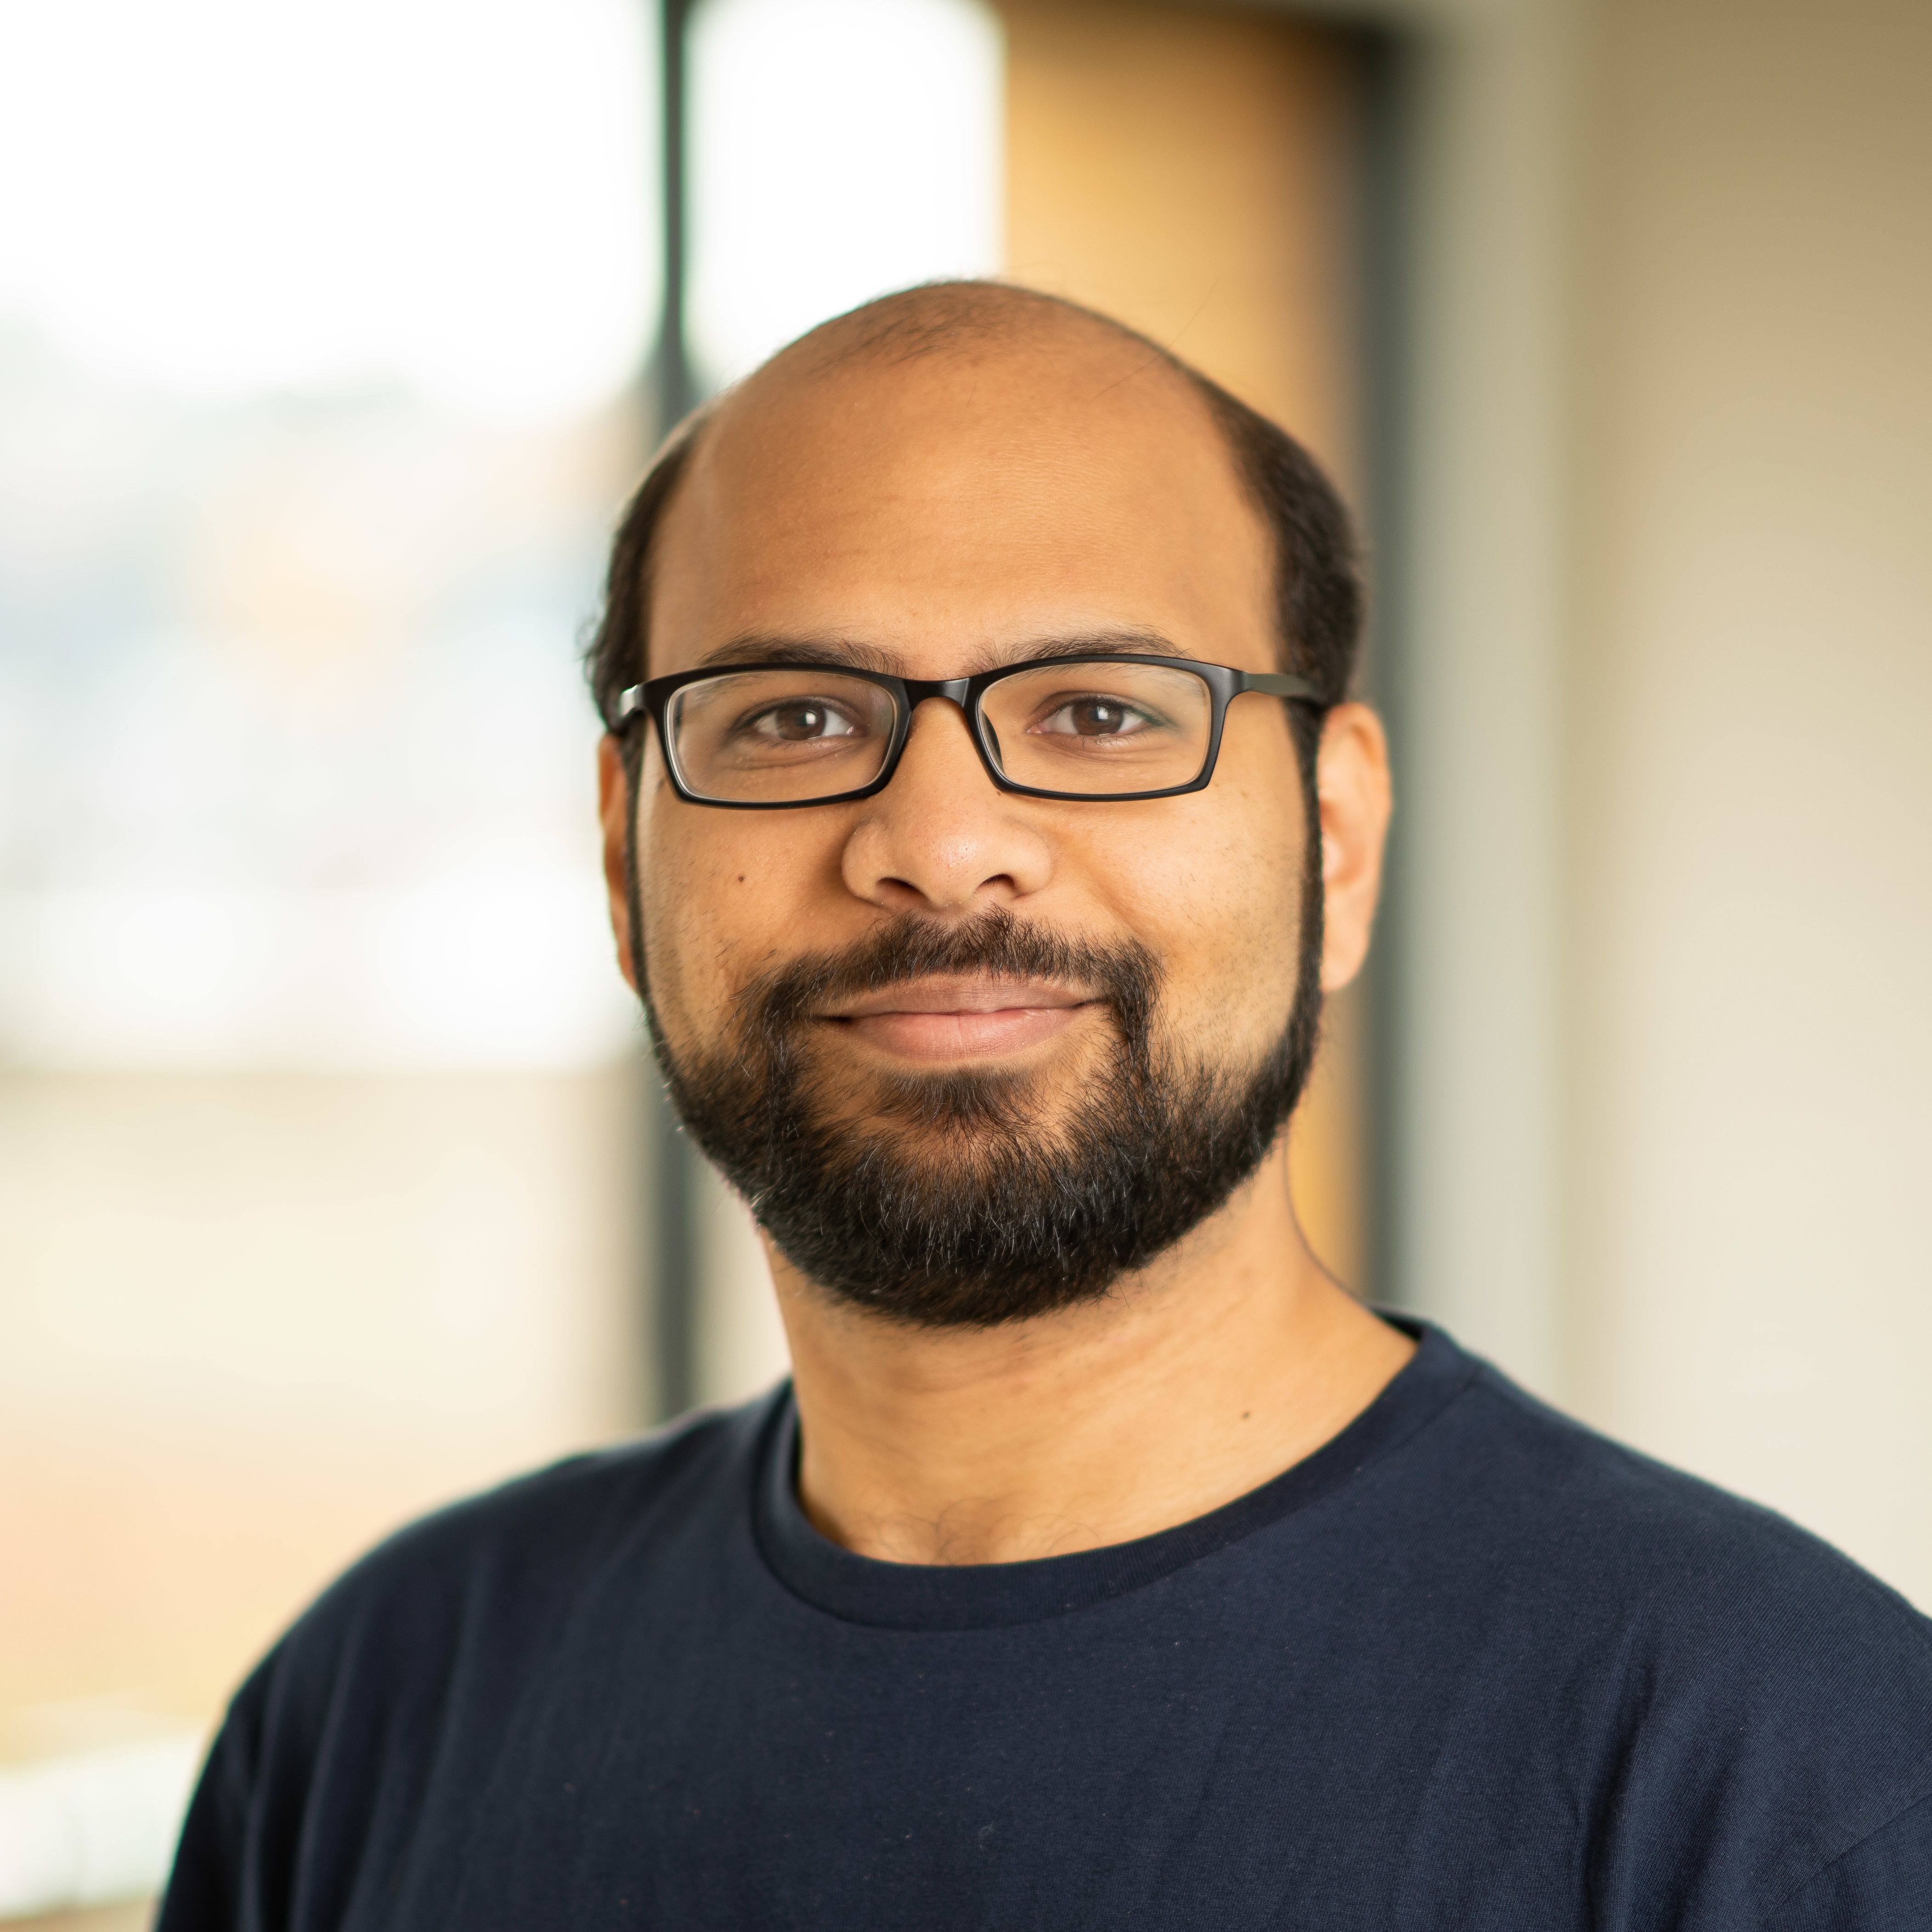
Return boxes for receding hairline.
[680,281,1227,479]
[773,279,1197,382]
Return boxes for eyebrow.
[693,628,1194,676]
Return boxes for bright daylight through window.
[0,0,659,1069]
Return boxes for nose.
[839,698,1055,915]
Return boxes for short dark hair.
[584,284,1361,783]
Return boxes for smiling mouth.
[819,976,1098,1064]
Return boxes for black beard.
[640,887,1323,1330]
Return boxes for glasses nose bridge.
[898,674,977,715]
[886,674,1006,793]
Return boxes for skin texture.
[599,300,1407,1564]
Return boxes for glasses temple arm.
[1240,672,1326,704]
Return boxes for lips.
[820,975,1096,1063]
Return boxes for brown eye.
[1031,695,1157,740]
[774,704,830,740]
[1070,700,1131,736]
[743,700,864,744]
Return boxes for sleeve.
[1765,1789,1932,1932]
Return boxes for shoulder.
[160,1392,786,1932]
[1350,1330,1932,1734]
[362,1390,776,1570]
[1441,1355,1930,1648]
[261,1390,781,1724]
[1402,1340,1932,1909]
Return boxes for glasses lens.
[979,660,1213,795]
[667,670,899,802]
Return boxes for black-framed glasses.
[613,655,1324,808]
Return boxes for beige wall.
[1565,0,1932,1598]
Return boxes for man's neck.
[766,1142,1415,1565]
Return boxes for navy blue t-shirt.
[160,1321,1932,1929]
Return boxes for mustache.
[698,905,1168,1172]
[738,906,1163,1041]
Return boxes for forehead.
[646,333,1279,678]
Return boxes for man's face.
[605,325,1349,1321]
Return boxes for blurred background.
[0,0,1926,1921]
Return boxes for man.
[162,284,1932,1929]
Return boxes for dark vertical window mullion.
[658,0,696,426]
[645,0,702,1423]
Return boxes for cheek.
[638,784,846,1038]
[1075,781,1307,1055]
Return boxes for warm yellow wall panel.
[999,0,1363,488]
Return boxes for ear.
[597,734,639,993]
[1313,702,1392,993]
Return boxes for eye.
[742,699,865,744]
[1031,695,1158,739]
